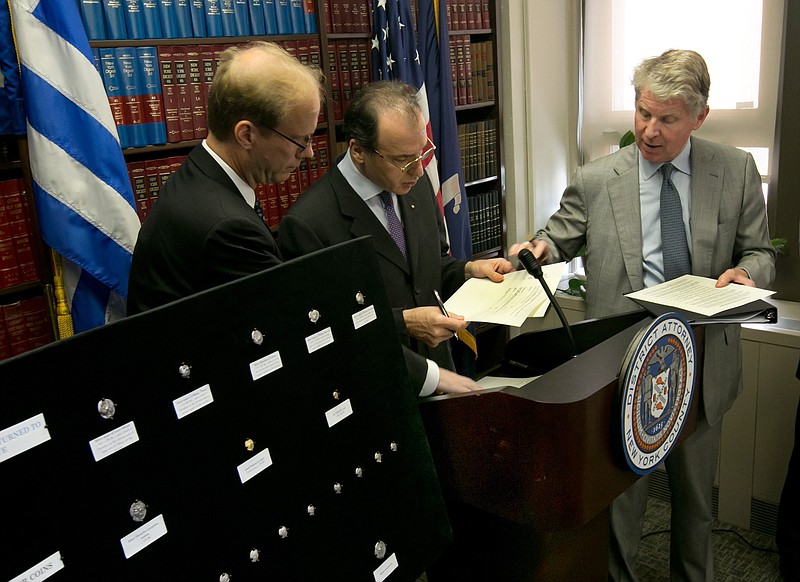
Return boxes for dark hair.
[342,81,421,151]
[207,42,324,140]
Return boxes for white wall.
[499,0,580,247]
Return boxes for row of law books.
[80,0,316,41]
[93,40,324,150]
[128,134,330,226]
[322,0,371,34]
[127,155,187,223]
[458,118,497,183]
[0,179,39,291]
[468,189,501,255]
[327,38,371,121]
[0,296,53,361]
[446,0,491,31]
[451,36,494,107]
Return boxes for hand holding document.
[444,263,565,327]
[625,274,776,323]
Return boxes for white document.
[444,263,565,327]
[625,274,775,317]
[477,375,538,389]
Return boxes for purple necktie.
[379,191,407,258]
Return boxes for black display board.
[0,238,450,582]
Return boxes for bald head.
[206,42,324,141]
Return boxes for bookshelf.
[1,0,507,364]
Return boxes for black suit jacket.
[278,160,466,389]
[128,145,282,314]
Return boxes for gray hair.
[632,49,710,117]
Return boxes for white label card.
[306,327,334,353]
[237,447,273,484]
[8,551,64,582]
[352,305,377,329]
[89,421,139,462]
[250,351,283,381]
[373,553,399,582]
[325,399,354,428]
[121,514,168,559]
[173,384,214,419]
[0,413,50,464]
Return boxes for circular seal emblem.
[619,313,696,475]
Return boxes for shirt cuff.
[418,359,440,397]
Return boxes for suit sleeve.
[535,169,589,263]
[277,214,327,260]
[732,153,776,288]
[203,216,282,283]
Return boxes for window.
[582,0,783,169]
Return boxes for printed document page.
[444,263,565,327]
[625,274,775,317]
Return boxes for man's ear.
[349,138,367,164]
[233,120,256,150]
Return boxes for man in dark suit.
[127,42,324,314]
[511,50,775,580]
[279,81,514,395]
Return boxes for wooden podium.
[420,311,704,581]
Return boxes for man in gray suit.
[511,49,775,580]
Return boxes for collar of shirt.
[638,140,692,182]
[338,148,402,228]
[202,139,257,208]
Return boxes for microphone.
[518,248,577,358]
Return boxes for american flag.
[372,0,473,261]
[9,0,140,333]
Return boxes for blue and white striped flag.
[9,0,140,333]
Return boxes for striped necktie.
[254,199,266,224]
[659,163,692,281]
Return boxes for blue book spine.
[189,0,207,37]
[123,0,146,39]
[91,48,102,74]
[262,0,277,34]
[274,0,290,34]
[158,0,179,38]
[136,47,167,145]
[220,0,237,36]
[141,0,163,37]
[102,0,128,39]
[174,0,194,37]
[288,0,303,34]
[232,0,251,35]
[247,0,266,35]
[203,0,224,36]
[99,48,127,147]
[303,0,316,33]
[80,0,107,39]
[114,47,148,148]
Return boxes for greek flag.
[9,0,140,332]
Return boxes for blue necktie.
[660,163,692,281]
[379,191,407,258]
[254,199,266,224]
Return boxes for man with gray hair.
[511,49,775,580]
[128,42,324,314]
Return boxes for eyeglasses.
[267,126,313,154]
[373,137,436,173]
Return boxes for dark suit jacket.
[278,160,466,389]
[128,145,282,314]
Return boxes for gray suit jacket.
[278,161,466,392]
[537,136,776,424]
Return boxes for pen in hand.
[433,290,459,339]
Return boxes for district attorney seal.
[619,313,696,475]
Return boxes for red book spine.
[481,0,490,29]
[287,169,301,208]
[298,158,310,192]
[341,0,352,33]
[348,38,361,97]
[186,45,208,139]
[458,0,467,29]
[22,295,52,349]
[0,179,20,290]
[3,300,29,356]
[358,38,370,91]
[331,0,342,33]
[337,40,352,112]
[157,46,182,143]
[359,0,369,33]
[200,45,217,103]
[277,181,290,221]
[463,37,473,104]
[170,45,195,142]
[308,36,324,124]
[144,158,162,208]
[0,309,10,360]
[323,0,333,32]
[450,0,459,30]
[328,41,342,121]
[128,161,149,222]
[466,0,475,29]
[265,184,280,230]
[315,134,330,179]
